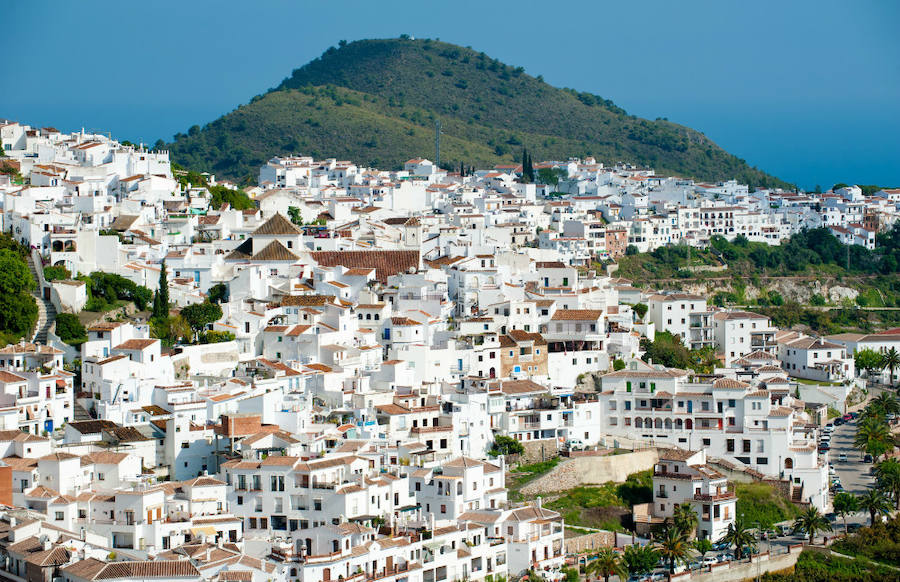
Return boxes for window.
[55,511,64,521]
[626,381,632,392]
[702,438,710,446]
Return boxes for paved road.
[829,417,874,496]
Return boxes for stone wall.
[675,548,800,582]
[520,450,659,495]
[564,531,614,555]
[520,438,560,464]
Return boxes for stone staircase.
[73,402,93,421]
[27,252,56,344]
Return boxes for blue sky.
[4,0,898,188]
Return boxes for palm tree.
[854,417,895,462]
[874,458,900,509]
[884,347,900,387]
[832,492,859,534]
[672,503,699,538]
[719,518,756,560]
[693,538,713,562]
[857,488,892,526]
[792,506,832,544]
[870,392,900,416]
[586,547,626,582]
[656,526,691,573]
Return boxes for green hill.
[169,38,790,187]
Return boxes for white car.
[823,424,836,433]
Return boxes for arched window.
[785,458,793,469]
[685,419,693,430]
[635,418,643,429]
[457,482,463,495]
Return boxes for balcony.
[694,491,736,502]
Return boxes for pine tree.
[152,261,169,320]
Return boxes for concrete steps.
[27,253,56,344]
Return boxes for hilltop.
[169,38,790,187]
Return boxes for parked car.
[839,453,848,462]
[702,556,718,566]
[566,438,585,451]
[864,454,873,463]
[819,443,831,452]
[823,424,836,433]
[849,412,860,419]
[834,418,844,426]
[842,414,853,421]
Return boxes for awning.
[190,526,217,536]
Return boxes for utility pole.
[434,119,441,168]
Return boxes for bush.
[200,330,235,344]
[55,313,86,344]
[83,272,153,312]
[43,265,70,281]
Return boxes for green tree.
[855,348,886,378]
[621,544,658,577]
[287,206,303,225]
[586,547,625,582]
[207,283,228,304]
[692,538,713,561]
[613,359,626,371]
[180,301,223,340]
[719,518,755,560]
[883,347,900,387]
[656,527,691,573]
[792,507,832,545]
[0,249,35,296]
[632,303,648,320]
[152,261,169,320]
[874,458,900,509]
[672,503,699,538]
[832,492,859,534]
[55,313,86,344]
[641,331,692,370]
[489,435,524,457]
[857,488,892,526]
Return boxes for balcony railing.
[694,491,736,502]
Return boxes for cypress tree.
[153,261,169,320]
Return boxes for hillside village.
[0,119,898,582]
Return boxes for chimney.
[41,536,51,551]
[9,517,15,527]
[536,496,542,510]
[205,547,211,562]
